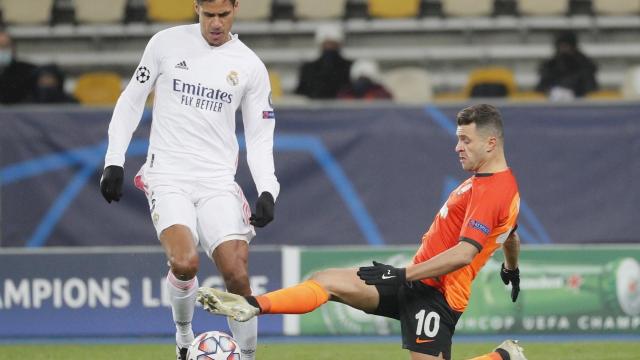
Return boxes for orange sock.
[468,352,504,360]
[254,280,330,314]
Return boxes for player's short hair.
[197,0,237,5]
[456,104,504,140]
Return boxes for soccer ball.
[187,331,241,360]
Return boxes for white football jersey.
[104,24,279,199]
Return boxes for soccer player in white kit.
[99,1,279,359]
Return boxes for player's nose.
[209,17,222,28]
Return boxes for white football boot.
[494,339,527,360]
[196,287,260,322]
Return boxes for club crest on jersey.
[227,71,239,86]
[468,219,490,235]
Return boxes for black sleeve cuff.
[460,237,483,252]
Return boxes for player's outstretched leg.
[197,278,331,321]
[467,340,527,360]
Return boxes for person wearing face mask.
[30,64,77,103]
[295,23,352,99]
[535,30,598,101]
[0,29,38,104]
[337,59,392,101]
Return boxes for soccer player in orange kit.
[197,104,526,360]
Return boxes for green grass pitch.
[1,341,639,359]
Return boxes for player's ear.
[486,135,497,152]
[194,0,199,15]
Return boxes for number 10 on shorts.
[415,309,440,337]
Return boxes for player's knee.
[309,268,341,294]
[169,253,199,280]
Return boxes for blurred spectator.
[30,64,77,103]
[295,24,352,99]
[0,29,38,104]
[337,59,392,100]
[536,31,598,101]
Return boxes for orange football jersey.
[413,168,520,312]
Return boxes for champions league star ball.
[187,331,241,360]
[135,66,151,83]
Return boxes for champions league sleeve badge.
[136,66,151,84]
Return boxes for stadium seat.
[268,70,283,100]
[518,0,569,16]
[368,0,421,18]
[592,0,640,15]
[0,0,53,24]
[441,0,494,17]
[293,0,346,19]
[73,0,127,24]
[235,0,271,21]
[74,72,122,106]
[464,67,517,98]
[146,0,195,23]
[382,67,433,103]
[622,66,640,99]
[586,89,622,100]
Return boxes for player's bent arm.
[104,35,159,167]
[104,92,150,167]
[241,61,280,199]
[405,241,479,282]
[502,230,520,270]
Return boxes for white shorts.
[134,168,255,257]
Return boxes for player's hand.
[357,261,406,286]
[100,165,124,203]
[500,262,520,302]
[250,192,274,228]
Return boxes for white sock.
[228,317,257,360]
[166,270,198,349]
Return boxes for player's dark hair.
[456,104,504,140]
[197,0,237,5]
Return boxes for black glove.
[100,165,124,203]
[357,261,406,286]
[250,192,274,228]
[500,262,520,302]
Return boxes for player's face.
[455,123,490,172]
[195,0,238,46]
